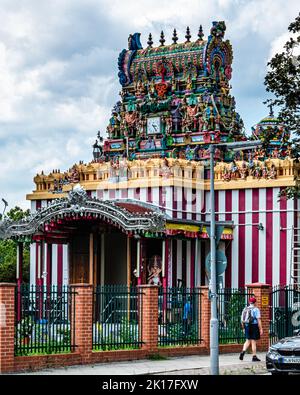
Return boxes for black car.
[266,330,300,375]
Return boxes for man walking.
[239,296,263,362]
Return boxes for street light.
[92,139,102,161]
[209,139,262,375]
[1,198,8,218]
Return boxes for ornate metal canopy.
[0,185,166,240]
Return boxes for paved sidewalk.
[16,353,267,375]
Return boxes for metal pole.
[209,144,219,375]
[126,136,129,158]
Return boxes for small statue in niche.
[145,136,156,150]
[147,255,162,286]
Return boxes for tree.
[0,206,30,283]
[264,13,300,138]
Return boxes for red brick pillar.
[199,286,210,350]
[0,283,16,373]
[246,282,271,352]
[70,284,93,362]
[138,285,158,353]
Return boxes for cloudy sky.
[0,0,299,211]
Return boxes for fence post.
[0,283,16,373]
[246,282,272,352]
[199,286,210,349]
[70,284,93,363]
[137,285,158,353]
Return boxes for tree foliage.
[264,13,300,137]
[0,206,30,283]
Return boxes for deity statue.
[185,145,193,161]
[240,161,248,180]
[171,98,182,132]
[185,75,193,92]
[272,147,280,159]
[137,117,146,137]
[165,115,173,135]
[53,179,58,192]
[254,165,261,179]
[148,79,156,98]
[262,165,268,179]
[147,255,162,286]
[159,158,172,179]
[135,79,146,98]
[223,167,231,182]
[286,144,292,158]
[69,166,80,183]
[108,111,121,139]
[268,164,277,179]
[230,160,239,179]
[186,103,200,130]
[124,110,138,137]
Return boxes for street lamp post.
[209,144,218,375]
[209,139,262,375]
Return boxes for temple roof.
[0,186,166,240]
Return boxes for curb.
[147,362,266,375]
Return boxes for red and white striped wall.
[29,185,297,287]
[203,187,295,288]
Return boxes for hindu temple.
[1,21,299,289]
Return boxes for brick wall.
[0,284,15,373]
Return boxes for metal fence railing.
[93,285,143,351]
[269,284,300,345]
[158,287,202,347]
[15,284,76,356]
[218,288,254,344]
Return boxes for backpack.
[241,306,255,324]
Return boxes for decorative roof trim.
[0,185,166,240]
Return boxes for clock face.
[147,117,161,135]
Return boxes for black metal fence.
[270,285,300,345]
[15,284,76,356]
[218,288,254,344]
[158,287,202,347]
[93,285,143,351]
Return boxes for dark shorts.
[245,324,260,340]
